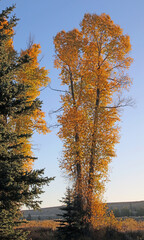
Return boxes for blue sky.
[1,0,144,207]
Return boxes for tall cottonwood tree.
[54,13,132,228]
[0,5,54,240]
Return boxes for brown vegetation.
[18,219,144,240]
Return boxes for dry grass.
[18,219,144,240]
[20,220,59,231]
[18,220,59,240]
[120,218,144,232]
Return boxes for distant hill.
[22,206,62,220]
[108,201,144,218]
[22,201,144,220]
[108,200,144,210]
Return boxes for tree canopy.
[54,13,133,229]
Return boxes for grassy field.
[18,219,144,240]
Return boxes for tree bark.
[70,71,83,209]
[87,87,100,222]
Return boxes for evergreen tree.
[57,188,86,240]
[57,188,75,240]
[0,5,54,240]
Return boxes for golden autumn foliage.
[19,44,49,100]
[17,43,50,134]
[0,17,50,171]
[16,44,50,170]
[0,17,14,48]
[54,13,133,227]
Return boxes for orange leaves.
[81,13,133,85]
[32,109,50,134]
[0,18,14,51]
[54,13,133,225]
[17,43,50,134]
[13,44,50,170]
[17,46,50,169]
[18,44,50,100]
[54,29,83,85]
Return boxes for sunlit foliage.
[54,13,133,228]
[0,5,53,240]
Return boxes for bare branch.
[48,123,61,129]
[27,33,35,49]
[40,85,49,92]
[100,97,135,109]
[48,84,69,93]
[49,107,63,116]
[99,52,109,67]
[106,63,123,72]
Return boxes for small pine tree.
[57,188,86,240]
[57,188,75,240]
[0,5,54,240]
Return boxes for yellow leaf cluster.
[1,17,50,171]
[15,44,50,170]
[0,18,14,48]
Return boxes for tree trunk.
[70,71,83,210]
[87,87,100,223]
